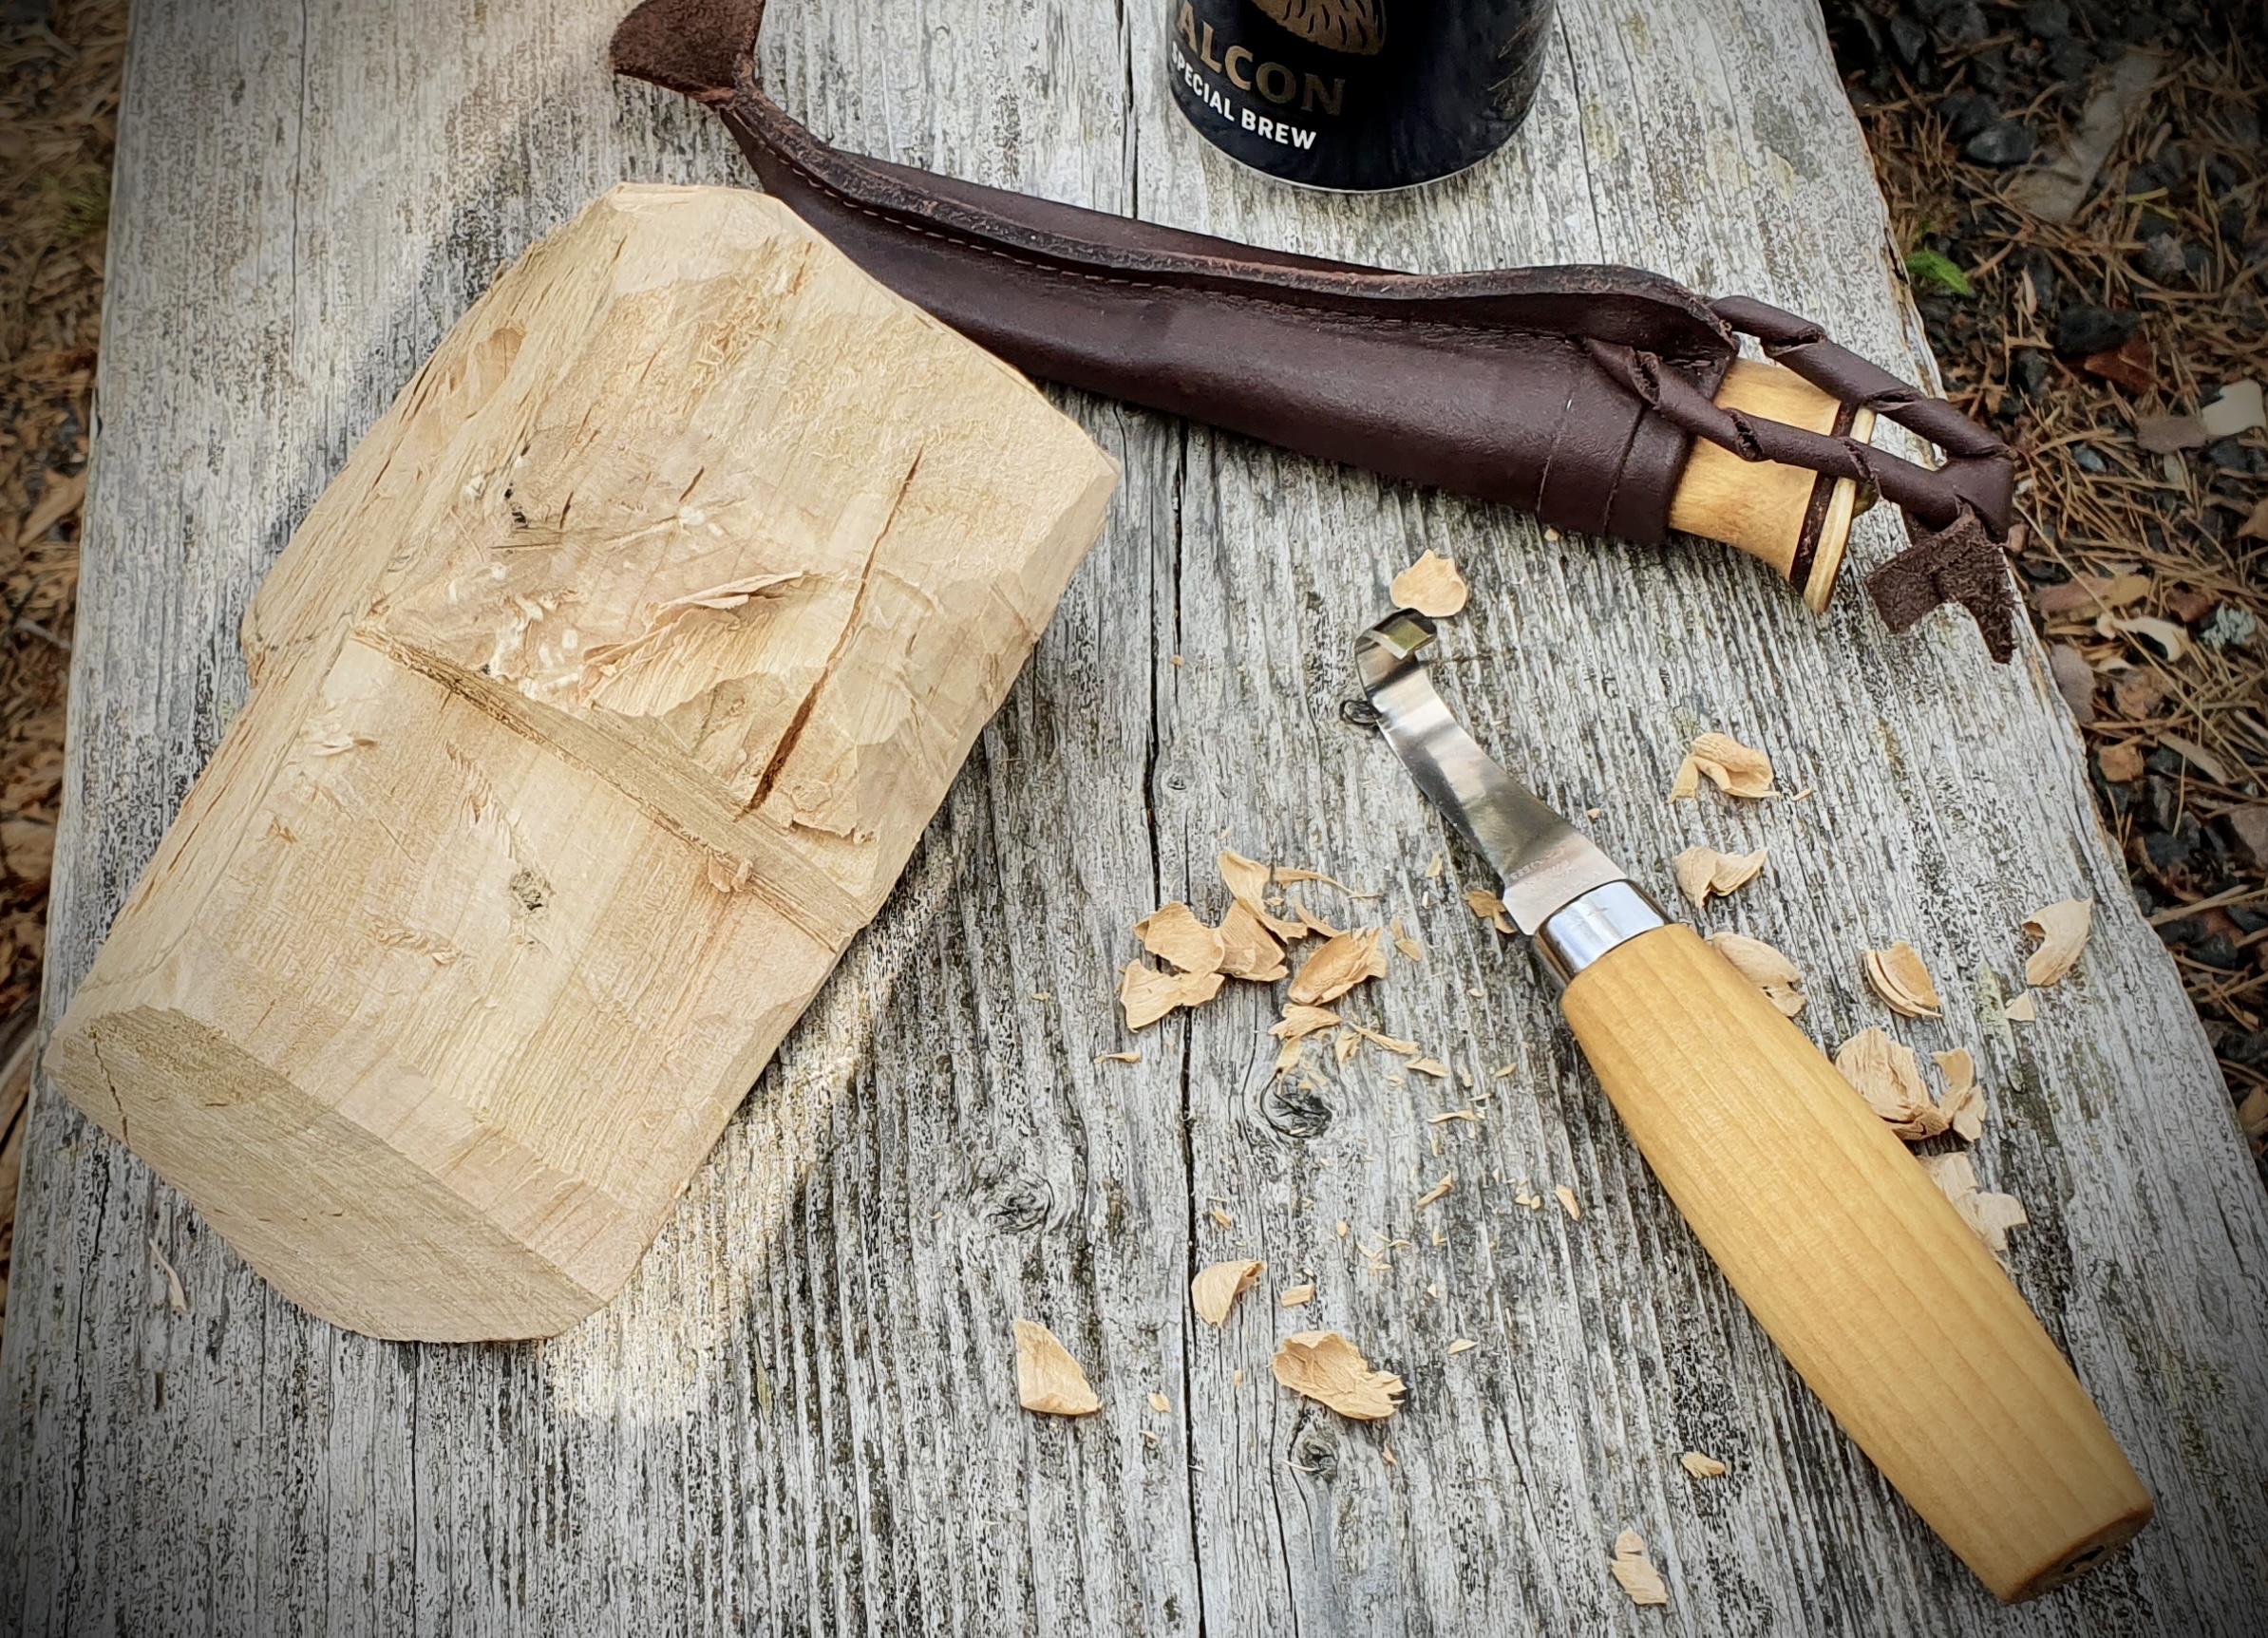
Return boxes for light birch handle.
[1669,358,1876,612]
[1560,924,2151,1603]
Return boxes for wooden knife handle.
[1560,924,2151,1603]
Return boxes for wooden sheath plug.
[1562,925,2152,1602]
[45,185,1119,1342]
[1668,358,1876,613]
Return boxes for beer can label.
[1167,0,1556,191]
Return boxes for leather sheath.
[609,0,2020,660]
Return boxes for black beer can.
[1167,0,1557,191]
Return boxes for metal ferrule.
[1535,880,1669,987]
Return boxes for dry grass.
[0,0,126,1341]
[1836,18,2268,1170]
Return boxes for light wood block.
[43,184,1117,1341]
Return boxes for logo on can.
[1168,0,1556,191]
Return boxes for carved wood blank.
[47,184,1117,1341]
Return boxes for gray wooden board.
[4,0,2266,1630]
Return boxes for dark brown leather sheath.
[609,0,2020,660]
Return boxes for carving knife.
[1356,611,2150,1604]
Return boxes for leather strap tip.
[1864,510,2019,664]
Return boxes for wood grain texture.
[5,0,2267,1631]
[1562,924,2150,1602]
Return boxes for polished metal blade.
[1356,612,1625,936]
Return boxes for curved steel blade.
[1356,612,1624,936]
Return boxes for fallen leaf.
[1389,549,1469,617]
[1134,902,1225,975]
[1918,1152,2029,1254]
[1407,1057,1449,1079]
[1191,1259,1265,1325]
[1446,1339,1477,1356]
[1835,1028,1949,1140]
[2035,572,2151,615]
[2134,415,2210,454]
[1271,1330,1405,1421]
[2200,378,2265,438]
[2109,669,2171,721]
[2047,643,2097,723]
[2005,989,2038,1023]
[1680,1451,1729,1479]
[1148,1391,1170,1413]
[1673,845,1768,906]
[2098,742,2146,782]
[1415,1174,1455,1210]
[1120,961,1226,1029]
[2239,498,2268,542]
[1464,887,1515,935]
[1012,1320,1102,1416]
[1554,1184,1581,1220]
[2107,613,2188,662]
[2159,733,2230,785]
[1673,732,1776,800]
[2022,898,2092,988]
[1862,940,1942,1019]
[1934,1048,1987,1142]
[2165,587,2218,625]
[1218,900,1290,981]
[1610,1530,1671,1607]
[1271,1004,1343,1041]
[2081,335,2152,394]
[1220,848,1305,939]
[1706,932,1807,1017]
[1280,1283,1316,1308]
[1096,1050,1142,1064]
[2226,805,2268,865]
[1288,928,1389,1007]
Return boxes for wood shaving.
[1332,1027,1361,1064]
[1428,1109,1482,1124]
[1219,848,1306,939]
[1610,1530,1671,1607]
[1288,899,1347,940]
[1288,928,1389,1007]
[1514,1190,1543,1211]
[1233,1369,1246,1386]
[1394,933,1424,962]
[1279,1283,1316,1308]
[1918,1152,2030,1254]
[1209,1206,1234,1230]
[1274,1035,1306,1075]
[1148,1391,1170,1413]
[1276,866,1372,896]
[1271,1004,1342,1041]
[1012,1320,1101,1417]
[1407,1057,1448,1079]
[1426,852,1445,879]
[1862,940,1942,1019]
[1346,1021,1419,1055]
[1834,1027,1949,1140]
[1389,549,1469,617]
[1415,1174,1455,1210]
[1706,932,1807,1017]
[1464,887,1514,935]
[1133,901,1225,975]
[1672,731,1776,800]
[1555,1185,1581,1220]
[1119,961,1225,1029]
[1673,845,1768,906]
[2004,989,2037,1023]
[1271,1330,1406,1421]
[1446,1339,1477,1356]
[1191,1259,1265,1325]
[2022,898,2093,988]
[1095,1050,1141,1064]
[148,1237,188,1315]
[1680,1451,1728,1478]
[1217,900,1289,981]
[1934,1048,1986,1142]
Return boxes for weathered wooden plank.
[4,0,2266,1632]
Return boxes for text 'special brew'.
[1166,0,1558,191]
